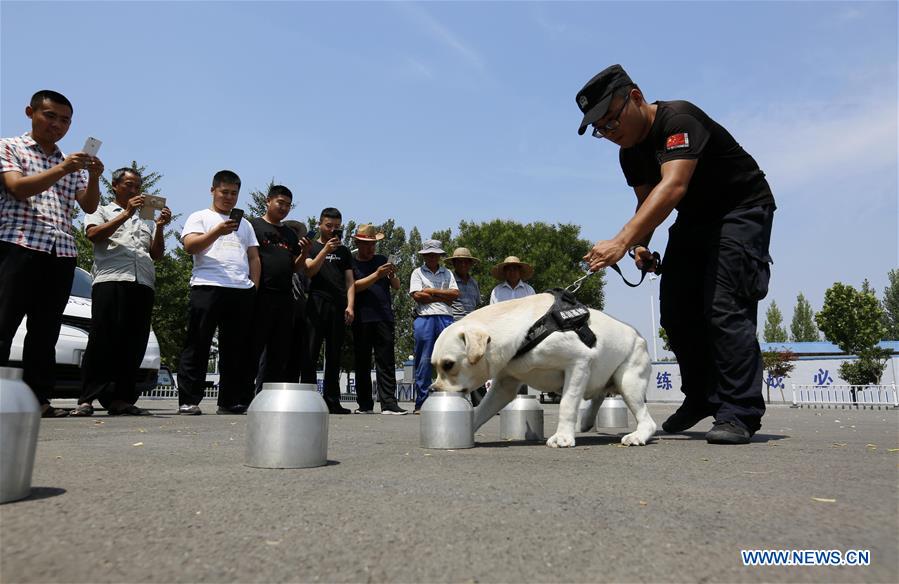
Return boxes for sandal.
[70,404,94,417]
[41,406,70,418]
[107,405,151,416]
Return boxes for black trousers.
[353,320,400,411]
[659,205,774,434]
[250,289,294,392]
[0,241,75,405]
[284,295,312,384]
[177,286,255,408]
[79,281,154,408]
[301,294,345,411]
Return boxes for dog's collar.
[513,288,596,359]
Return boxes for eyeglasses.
[591,93,630,138]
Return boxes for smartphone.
[332,228,343,241]
[82,137,102,157]
[229,208,244,223]
[387,254,400,265]
[306,229,317,241]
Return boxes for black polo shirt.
[620,100,775,220]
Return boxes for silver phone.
[82,137,102,157]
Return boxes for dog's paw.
[621,431,649,446]
[546,433,576,448]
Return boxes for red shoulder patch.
[665,133,690,151]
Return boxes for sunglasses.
[591,93,630,138]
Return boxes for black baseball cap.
[575,64,634,135]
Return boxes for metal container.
[577,398,596,431]
[597,395,629,429]
[420,391,474,449]
[246,383,329,469]
[500,394,544,441]
[1,367,41,504]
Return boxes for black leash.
[566,250,662,292]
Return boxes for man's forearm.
[3,166,69,200]
[86,211,129,243]
[615,181,686,248]
[183,231,220,255]
[78,176,101,214]
[150,226,165,260]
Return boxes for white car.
[9,267,161,398]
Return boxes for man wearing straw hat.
[489,256,536,305]
[446,247,486,404]
[409,240,459,413]
[350,224,408,415]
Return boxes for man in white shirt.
[409,240,459,412]
[176,170,260,415]
[489,256,536,304]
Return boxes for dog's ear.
[462,326,491,365]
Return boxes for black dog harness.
[513,288,597,359]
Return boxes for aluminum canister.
[597,395,630,429]
[0,367,41,504]
[420,391,474,449]
[577,398,596,432]
[500,394,544,441]
[246,383,329,469]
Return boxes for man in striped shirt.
[0,90,104,417]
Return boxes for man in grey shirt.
[446,247,487,404]
[71,167,171,416]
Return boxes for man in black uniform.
[248,185,309,392]
[576,65,775,444]
[302,207,355,414]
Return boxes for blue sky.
[2,1,897,354]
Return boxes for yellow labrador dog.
[430,293,657,448]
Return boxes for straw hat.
[445,247,480,265]
[353,223,385,242]
[491,256,534,280]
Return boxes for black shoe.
[216,404,248,415]
[662,403,716,433]
[108,405,152,416]
[328,405,351,415]
[706,421,751,444]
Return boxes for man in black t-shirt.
[249,186,309,391]
[575,65,775,444]
[350,224,407,415]
[302,207,355,414]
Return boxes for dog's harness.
[513,288,597,359]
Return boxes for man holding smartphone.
[302,207,354,414]
[0,90,103,417]
[350,224,407,414]
[176,170,260,415]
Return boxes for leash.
[566,250,662,292]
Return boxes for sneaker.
[661,402,716,433]
[705,421,751,444]
[381,407,408,415]
[178,404,202,415]
[354,409,375,415]
[328,405,352,415]
[412,409,421,415]
[217,404,248,415]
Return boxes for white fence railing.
[791,384,898,408]
[141,381,416,402]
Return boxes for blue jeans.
[413,315,454,410]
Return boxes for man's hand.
[213,219,239,237]
[323,237,340,254]
[584,239,628,272]
[156,206,172,228]
[61,152,92,174]
[631,246,658,273]
[86,156,104,178]
[124,195,145,217]
[375,264,394,279]
[344,306,355,325]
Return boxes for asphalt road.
[1,400,897,583]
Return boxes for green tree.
[761,350,795,401]
[883,269,899,340]
[763,300,788,343]
[658,327,671,352]
[152,246,193,368]
[247,178,279,217]
[790,293,819,342]
[816,282,890,386]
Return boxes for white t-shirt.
[182,208,259,288]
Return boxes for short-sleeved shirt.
[250,217,301,293]
[451,274,480,321]
[182,208,259,289]
[308,240,353,304]
[353,254,394,324]
[85,202,156,289]
[409,264,458,317]
[490,281,535,304]
[0,133,88,257]
[619,101,775,221]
